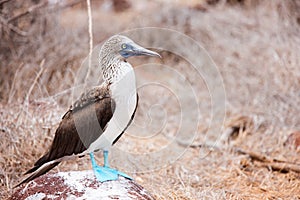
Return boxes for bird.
[17,35,161,187]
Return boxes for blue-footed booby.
[17,35,160,186]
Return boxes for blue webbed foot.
[89,151,132,182]
[92,165,132,182]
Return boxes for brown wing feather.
[20,85,115,185]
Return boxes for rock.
[284,131,300,149]
[10,170,155,200]
[112,0,131,12]
[221,115,254,144]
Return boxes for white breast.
[86,62,137,152]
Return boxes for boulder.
[10,170,155,200]
[284,131,300,149]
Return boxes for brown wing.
[43,96,115,163]
[17,85,115,186]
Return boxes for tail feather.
[24,152,51,175]
[15,161,60,188]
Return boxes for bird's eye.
[121,44,127,49]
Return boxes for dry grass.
[1,0,300,199]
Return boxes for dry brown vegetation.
[1,0,300,199]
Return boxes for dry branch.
[257,162,300,173]
[235,148,270,162]
[8,1,48,22]
[48,0,86,12]
[85,0,93,85]
[0,0,85,37]
[24,59,46,105]
[0,0,11,5]
[0,16,27,36]
[16,60,45,127]
[8,63,24,104]
[176,138,300,174]
[235,148,300,173]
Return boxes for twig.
[176,137,300,173]
[235,148,300,173]
[257,162,300,173]
[165,134,222,151]
[24,59,46,105]
[8,1,48,22]
[179,140,222,151]
[0,16,27,36]
[35,84,83,102]
[84,0,93,85]
[48,0,86,12]
[235,148,270,162]
[0,0,11,5]
[0,0,84,37]
[16,60,45,127]
[8,63,24,104]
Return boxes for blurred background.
[1,0,300,199]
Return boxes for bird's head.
[100,35,161,62]
[99,35,160,83]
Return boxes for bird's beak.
[132,45,161,58]
[120,43,161,58]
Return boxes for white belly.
[86,69,137,152]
